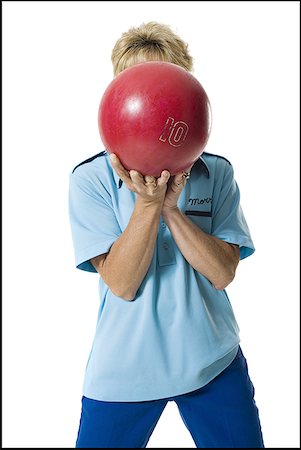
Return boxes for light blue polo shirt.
[68,150,255,402]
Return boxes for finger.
[109,153,131,183]
[144,175,156,184]
[157,170,170,186]
[129,170,145,187]
[173,173,185,188]
[173,164,193,177]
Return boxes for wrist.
[135,196,164,211]
[162,205,180,218]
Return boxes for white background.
[2,1,300,448]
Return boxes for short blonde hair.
[111,21,193,76]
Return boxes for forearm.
[162,207,238,290]
[102,198,163,300]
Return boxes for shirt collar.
[194,155,210,178]
[112,166,123,189]
[112,154,210,189]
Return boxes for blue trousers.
[75,346,264,448]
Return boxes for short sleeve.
[211,160,255,260]
[68,172,121,272]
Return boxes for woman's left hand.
[162,164,193,213]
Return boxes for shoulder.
[202,152,235,183]
[202,151,232,166]
[70,150,112,182]
[69,150,113,193]
[201,152,233,177]
[71,150,108,175]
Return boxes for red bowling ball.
[98,61,211,177]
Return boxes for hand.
[162,164,194,213]
[109,154,170,206]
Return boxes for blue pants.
[75,346,264,448]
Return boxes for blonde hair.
[111,21,193,76]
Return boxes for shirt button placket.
[161,223,168,249]
[157,221,176,266]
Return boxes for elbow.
[213,268,236,291]
[122,292,136,302]
[213,281,230,291]
[97,263,137,301]
[110,287,137,302]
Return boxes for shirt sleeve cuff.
[75,240,116,272]
[213,233,255,260]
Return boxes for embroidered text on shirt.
[188,197,212,206]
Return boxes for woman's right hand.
[109,153,170,205]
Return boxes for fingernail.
[110,154,116,161]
